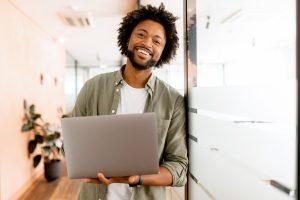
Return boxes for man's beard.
[127,50,157,70]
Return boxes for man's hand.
[81,171,139,186]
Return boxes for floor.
[18,162,81,200]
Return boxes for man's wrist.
[138,175,143,185]
[129,175,143,187]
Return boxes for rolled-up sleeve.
[161,95,188,187]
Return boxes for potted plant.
[21,100,64,181]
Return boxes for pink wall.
[0,1,66,199]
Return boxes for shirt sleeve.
[71,82,89,117]
[160,95,188,187]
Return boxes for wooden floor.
[18,162,81,200]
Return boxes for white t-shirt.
[106,80,148,200]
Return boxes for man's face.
[127,19,166,70]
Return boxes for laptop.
[61,112,159,179]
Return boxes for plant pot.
[44,159,61,182]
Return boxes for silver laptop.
[61,112,159,179]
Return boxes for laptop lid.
[61,112,159,179]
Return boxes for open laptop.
[61,112,159,179]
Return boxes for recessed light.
[69,5,80,11]
[58,37,65,44]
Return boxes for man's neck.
[123,61,153,88]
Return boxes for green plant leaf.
[45,134,55,142]
[28,119,35,128]
[28,140,37,154]
[29,104,35,114]
[33,155,41,168]
[42,146,51,156]
[21,123,33,132]
[35,134,43,143]
[32,113,41,120]
[54,131,61,138]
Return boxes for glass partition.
[186,0,297,199]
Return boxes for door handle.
[263,179,296,196]
[188,107,197,114]
[188,134,198,142]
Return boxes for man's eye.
[154,40,161,45]
[137,33,144,38]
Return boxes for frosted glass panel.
[186,0,297,199]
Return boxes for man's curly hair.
[117,4,179,67]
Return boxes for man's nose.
[142,37,152,50]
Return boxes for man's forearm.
[141,166,173,186]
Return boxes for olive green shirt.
[71,68,188,200]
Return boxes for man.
[72,4,188,200]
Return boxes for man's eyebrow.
[137,28,147,33]
[136,28,164,40]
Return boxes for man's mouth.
[135,47,152,58]
[127,49,157,69]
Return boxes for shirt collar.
[114,65,156,95]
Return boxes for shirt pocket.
[157,118,171,161]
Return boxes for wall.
[0,0,66,199]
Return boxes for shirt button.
[112,109,115,113]
[115,82,118,85]
[116,88,119,92]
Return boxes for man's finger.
[98,172,111,185]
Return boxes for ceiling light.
[69,5,80,11]
[58,37,65,44]
[220,9,244,24]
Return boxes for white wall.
[0,1,66,199]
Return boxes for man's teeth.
[137,49,150,56]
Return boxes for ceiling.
[9,0,295,68]
[11,0,137,67]
[193,0,296,64]
[10,0,184,68]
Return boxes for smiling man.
[72,4,188,200]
